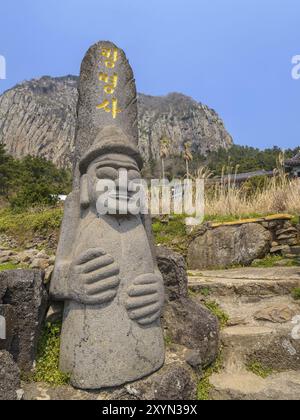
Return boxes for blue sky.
[0,0,299,149]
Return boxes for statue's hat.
[73,41,142,182]
[79,126,143,174]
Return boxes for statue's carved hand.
[69,248,120,305]
[125,273,164,325]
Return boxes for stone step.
[209,370,300,400]
[221,324,300,371]
[215,295,300,326]
[188,267,300,298]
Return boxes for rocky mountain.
[0,76,233,168]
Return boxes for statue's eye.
[96,167,118,180]
[128,170,141,181]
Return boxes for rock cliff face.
[0,76,233,167]
[138,92,233,162]
[0,76,77,168]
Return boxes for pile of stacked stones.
[270,219,300,262]
[0,246,55,283]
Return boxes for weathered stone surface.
[163,297,219,368]
[254,305,297,323]
[0,350,22,400]
[156,246,188,301]
[289,246,300,255]
[270,244,290,254]
[249,334,300,371]
[30,258,50,270]
[188,266,300,400]
[187,223,271,269]
[188,267,300,298]
[23,357,197,401]
[279,238,298,246]
[0,77,233,168]
[0,270,48,371]
[123,363,197,400]
[210,370,300,400]
[276,227,298,236]
[50,42,165,390]
[185,349,203,369]
[156,246,219,369]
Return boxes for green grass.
[32,322,70,386]
[197,353,223,400]
[188,287,211,298]
[292,287,300,300]
[203,300,229,328]
[164,334,173,347]
[291,215,300,225]
[152,214,188,254]
[246,361,274,379]
[0,262,22,271]
[0,207,63,243]
[199,288,211,297]
[252,255,298,268]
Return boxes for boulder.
[163,297,219,368]
[0,270,48,371]
[187,223,271,269]
[156,246,219,369]
[156,246,188,300]
[122,363,197,400]
[0,350,22,400]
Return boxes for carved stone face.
[85,153,142,215]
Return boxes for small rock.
[48,255,56,265]
[44,266,54,284]
[276,227,298,236]
[254,305,297,323]
[289,246,300,256]
[277,233,297,241]
[30,258,49,270]
[227,316,247,327]
[278,238,298,246]
[0,256,11,264]
[36,251,49,260]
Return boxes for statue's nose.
[115,169,129,192]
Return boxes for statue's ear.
[80,174,90,209]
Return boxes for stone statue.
[50,41,165,389]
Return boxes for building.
[285,152,300,177]
[210,170,274,185]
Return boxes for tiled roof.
[285,152,300,167]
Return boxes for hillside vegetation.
[0,144,71,210]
